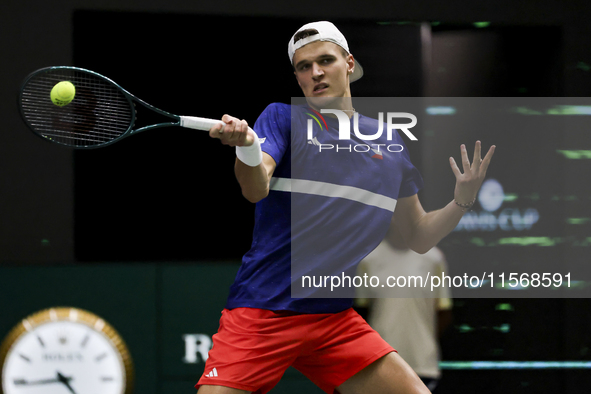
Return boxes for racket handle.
[179,116,225,131]
[179,115,258,151]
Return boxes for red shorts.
[195,307,395,394]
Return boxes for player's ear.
[347,54,355,75]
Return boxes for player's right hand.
[209,114,254,147]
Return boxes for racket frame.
[18,66,184,149]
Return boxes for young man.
[198,21,495,394]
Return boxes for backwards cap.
[288,21,364,82]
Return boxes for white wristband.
[236,130,263,167]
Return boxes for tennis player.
[198,21,495,394]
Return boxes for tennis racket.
[18,66,252,149]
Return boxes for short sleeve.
[253,103,291,166]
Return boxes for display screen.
[421,98,591,298]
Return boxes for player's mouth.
[313,83,329,94]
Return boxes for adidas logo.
[205,368,218,378]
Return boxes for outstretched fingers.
[449,156,462,178]
[479,144,496,175]
[449,142,496,206]
[461,144,471,174]
[473,141,482,171]
[450,142,496,178]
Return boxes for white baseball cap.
[288,21,364,83]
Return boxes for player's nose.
[311,62,324,78]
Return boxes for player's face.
[293,41,355,105]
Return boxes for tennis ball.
[50,81,76,106]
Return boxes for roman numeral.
[80,334,90,348]
[95,353,108,362]
[18,354,31,363]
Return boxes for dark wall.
[2,0,591,263]
[2,2,591,394]
[69,12,425,261]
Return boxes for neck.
[307,96,355,118]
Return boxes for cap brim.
[350,60,363,83]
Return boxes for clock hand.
[14,377,61,385]
[57,371,77,394]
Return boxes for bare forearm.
[405,200,465,253]
[398,142,495,253]
[235,154,275,203]
[207,115,276,203]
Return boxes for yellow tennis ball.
[50,81,76,106]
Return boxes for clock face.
[1,308,132,394]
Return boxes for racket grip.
[180,116,261,165]
[179,116,225,131]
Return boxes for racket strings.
[20,69,133,147]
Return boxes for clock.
[0,307,133,394]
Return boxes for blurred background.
[1,1,591,393]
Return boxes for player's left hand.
[449,141,495,206]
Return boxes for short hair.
[294,28,319,43]
[293,28,349,59]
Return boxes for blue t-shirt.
[225,103,423,313]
